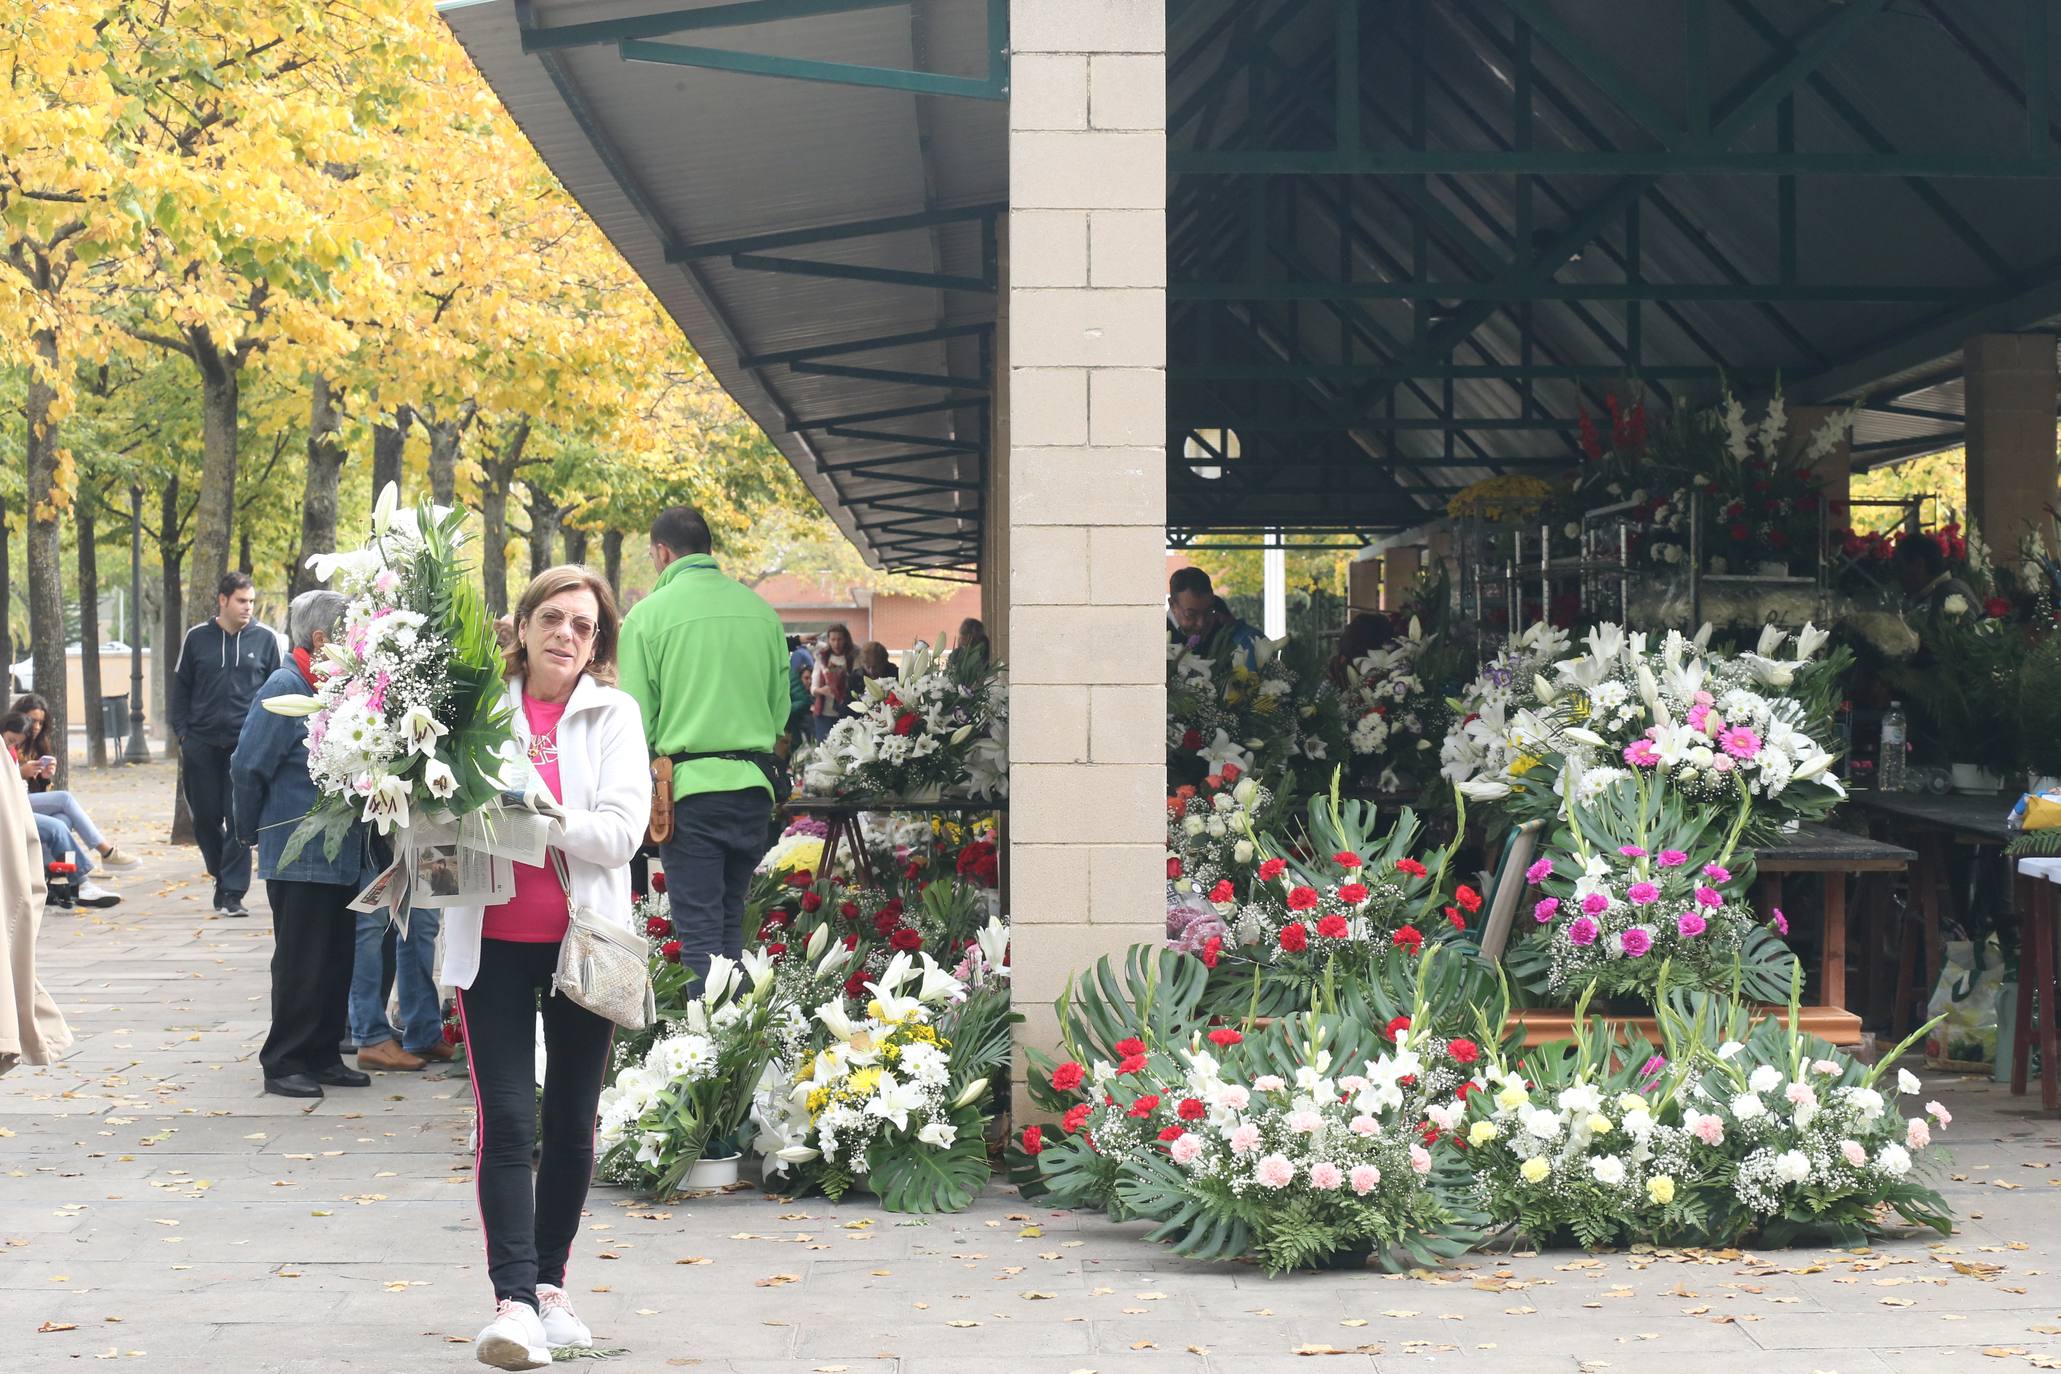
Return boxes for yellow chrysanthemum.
[1520,1156,1551,1183]
[847,1066,883,1099]
[1509,754,1542,777]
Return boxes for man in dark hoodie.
[170,571,280,917]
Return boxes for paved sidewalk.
[2,764,2059,1373]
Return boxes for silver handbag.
[548,850,657,1031]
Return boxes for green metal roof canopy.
[440,0,1006,580]
[1166,0,2061,538]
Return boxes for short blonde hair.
[504,565,621,685]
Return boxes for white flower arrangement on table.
[1339,618,1451,792]
[756,952,997,1212]
[597,954,782,1195]
[1165,771,1271,962]
[802,633,1007,801]
[1439,621,1572,802]
[1023,1017,1472,1274]
[1165,638,1303,783]
[261,483,515,862]
[1442,620,1846,840]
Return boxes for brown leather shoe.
[413,1040,458,1063]
[357,1040,425,1072]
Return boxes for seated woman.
[1327,612,1396,688]
[9,693,139,872]
[0,713,118,908]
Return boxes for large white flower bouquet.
[757,952,998,1212]
[262,484,514,862]
[1439,622,1572,800]
[597,954,782,1195]
[1443,621,1847,841]
[1338,619,1458,792]
[804,633,1007,801]
[1166,640,1303,784]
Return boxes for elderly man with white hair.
[230,588,381,1099]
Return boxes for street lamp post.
[123,484,151,764]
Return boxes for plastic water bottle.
[1878,702,1909,793]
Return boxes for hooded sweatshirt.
[169,619,281,747]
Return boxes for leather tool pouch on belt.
[647,757,675,846]
[656,750,791,837]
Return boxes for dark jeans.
[457,939,613,1311]
[258,880,356,1081]
[661,787,771,983]
[182,737,250,903]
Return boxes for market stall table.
[1750,821,1915,1043]
[780,796,1007,887]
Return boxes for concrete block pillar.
[1965,333,2060,559]
[1007,0,1167,1102]
[1382,546,1422,611]
[1347,555,1382,617]
[1780,405,1853,550]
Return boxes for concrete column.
[1780,405,1853,553]
[1964,333,2059,559]
[1007,0,1167,1101]
[1347,554,1382,616]
[1382,546,1422,611]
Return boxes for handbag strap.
[549,846,574,899]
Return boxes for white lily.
[703,954,739,1006]
[949,723,974,745]
[1458,777,1513,800]
[363,774,411,834]
[804,923,829,962]
[815,999,855,1042]
[774,1144,821,1164]
[400,704,449,757]
[260,693,324,718]
[371,480,402,535]
[950,1077,990,1110]
[422,758,458,799]
[740,947,776,994]
[865,1073,926,1130]
[917,953,965,1005]
[974,916,1009,973]
[1793,621,1830,662]
[1563,727,1607,748]
[1756,624,1788,658]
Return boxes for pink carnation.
[1657,849,1689,868]
[1926,1100,1952,1126]
[1408,1145,1433,1175]
[1619,845,1648,859]
[1252,1074,1286,1093]
[1770,907,1790,936]
[1309,1161,1344,1191]
[1676,912,1707,938]
[1785,1082,1816,1108]
[1695,885,1723,908]
[1581,892,1609,916]
[1567,916,1599,946]
[1839,1139,1867,1167]
[1254,1152,1295,1188]
[1169,1133,1204,1166]
[1702,863,1732,883]
[1348,1163,1382,1195]
[1906,1118,1931,1150]
[1227,1123,1262,1155]
[1348,1115,1381,1137]
[1533,897,1561,923]
[1691,1115,1725,1145]
[1525,857,1554,884]
[1626,881,1660,906]
[1619,927,1653,958]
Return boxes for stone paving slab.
[4,765,2060,1373]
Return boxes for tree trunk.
[525,486,561,579]
[371,406,407,499]
[0,489,13,674]
[24,324,69,792]
[161,476,194,844]
[425,408,473,508]
[293,376,347,598]
[182,334,239,643]
[475,421,530,617]
[602,528,624,599]
[562,525,589,566]
[79,497,104,767]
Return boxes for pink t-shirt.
[481,695,569,943]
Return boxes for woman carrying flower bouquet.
[440,566,650,1371]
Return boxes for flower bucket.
[1950,764,2004,795]
[683,1151,742,1190]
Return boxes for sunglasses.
[533,606,599,643]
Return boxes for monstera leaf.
[864,1104,990,1214]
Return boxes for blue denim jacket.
[230,666,376,887]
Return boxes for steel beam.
[1170,150,2061,177]
[618,36,1004,101]
[816,448,970,475]
[668,203,1001,262]
[739,321,988,369]
[731,252,992,292]
[519,0,908,52]
[825,426,980,450]
[1171,281,1978,304]
[791,360,986,390]
[785,396,971,429]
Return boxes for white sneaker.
[537,1284,592,1348]
[474,1298,551,1370]
[98,847,142,871]
[75,881,122,908]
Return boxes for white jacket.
[437,673,651,991]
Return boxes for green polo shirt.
[618,554,790,801]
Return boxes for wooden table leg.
[2036,879,2059,1112]
[1821,870,1847,1015]
[1854,869,1888,1028]
[2013,874,2036,1098]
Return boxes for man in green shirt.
[617,506,790,981]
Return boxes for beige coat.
[0,763,71,1071]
